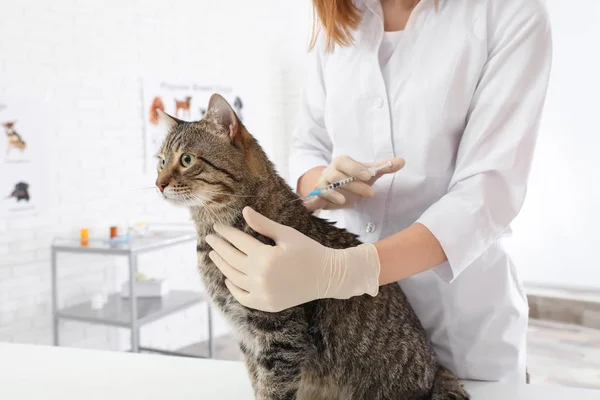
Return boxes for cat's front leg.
[242,345,302,400]
[253,347,303,400]
[250,313,312,400]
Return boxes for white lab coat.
[289,0,552,382]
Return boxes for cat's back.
[299,213,362,249]
[228,180,443,398]
[248,189,362,250]
[247,179,435,353]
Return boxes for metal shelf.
[56,290,205,328]
[51,230,197,256]
[51,228,213,358]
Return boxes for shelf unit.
[51,227,213,358]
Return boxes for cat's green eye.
[158,158,166,170]
[180,154,195,167]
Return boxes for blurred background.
[0,0,598,390]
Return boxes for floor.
[527,319,600,389]
[527,285,600,329]
[181,318,600,390]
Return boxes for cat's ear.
[156,109,182,130]
[205,93,241,144]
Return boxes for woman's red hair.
[310,0,438,51]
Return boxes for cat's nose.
[156,181,169,192]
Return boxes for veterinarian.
[206,0,552,383]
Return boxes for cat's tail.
[430,365,470,400]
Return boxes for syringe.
[307,161,393,198]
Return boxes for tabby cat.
[155,94,469,400]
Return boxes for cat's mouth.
[160,188,209,207]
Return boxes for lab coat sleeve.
[288,42,333,191]
[416,0,553,283]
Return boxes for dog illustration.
[7,182,30,202]
[3,121,26,154]
[149,96,165,125]
[175,96,192,119]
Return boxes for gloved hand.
[205,207,381,313]
[304,156,405,212]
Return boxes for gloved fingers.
[364,158,406,184]
[322,188,358,210]
[318,188,346,205]
[213,222,268,255]
[224,279,253,307]
[303,196,329,212]
[205,233,246,268]
[224,279,279,313]
[330,155,373,181]
[321,167,349,183]
[363,157,405,173]
[322,169,375,198]
[209,251,251,291]
[242,207,292,242]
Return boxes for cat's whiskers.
[179,191,236,226]
[204,203,224,225]
[191,194,226,225]
[181,189,242,214]
[180,192,208,207]
[206,199,239,215]
[199,189,258,199]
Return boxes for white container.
[120,279,170,298]
[91,294,106,310]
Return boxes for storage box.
[120,279,170,298]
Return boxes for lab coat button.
[365,222,376,233]
[373,97,384,109]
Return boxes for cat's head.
[155,94,271,213]
[2,121,15,130]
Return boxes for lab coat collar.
[361,0,436,38]
[361,0,439,18]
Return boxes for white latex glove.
[304,156,405,212]
[205,207,381,313]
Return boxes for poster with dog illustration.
[0,97,48,217]
[142,79,246,173]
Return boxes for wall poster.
[142,81,245,173]
[0,97,48,217]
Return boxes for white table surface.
[0,343,598,399]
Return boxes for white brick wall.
[0,0,312,350]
